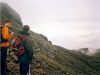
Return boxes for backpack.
[0,26,9,43]
[12,35,25,56]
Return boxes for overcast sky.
[1,0,100,49]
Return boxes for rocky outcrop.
[0,2,23,28]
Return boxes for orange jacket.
[0,26,13,47]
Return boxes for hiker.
[16,25,33,75]
[0,20,14,75]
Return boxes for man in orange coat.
[0,20,14,75]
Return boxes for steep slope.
[0,2,23,28]
[0,2,100,75]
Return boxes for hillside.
[0,2,100,75]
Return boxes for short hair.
[23,25,30,31]
[4,20,13,24]
[0,20,5,25]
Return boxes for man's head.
[23,25,30,32]
[4,20,13,27]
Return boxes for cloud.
[1,0,100,49]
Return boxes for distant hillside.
[0,2,23,28]
[0,2,100,75]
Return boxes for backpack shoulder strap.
[18,35,26,40]
[18,35,26,47]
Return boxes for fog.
[1,0,100,49]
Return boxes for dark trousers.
[19,62,29,75]
[1,47,8,75]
